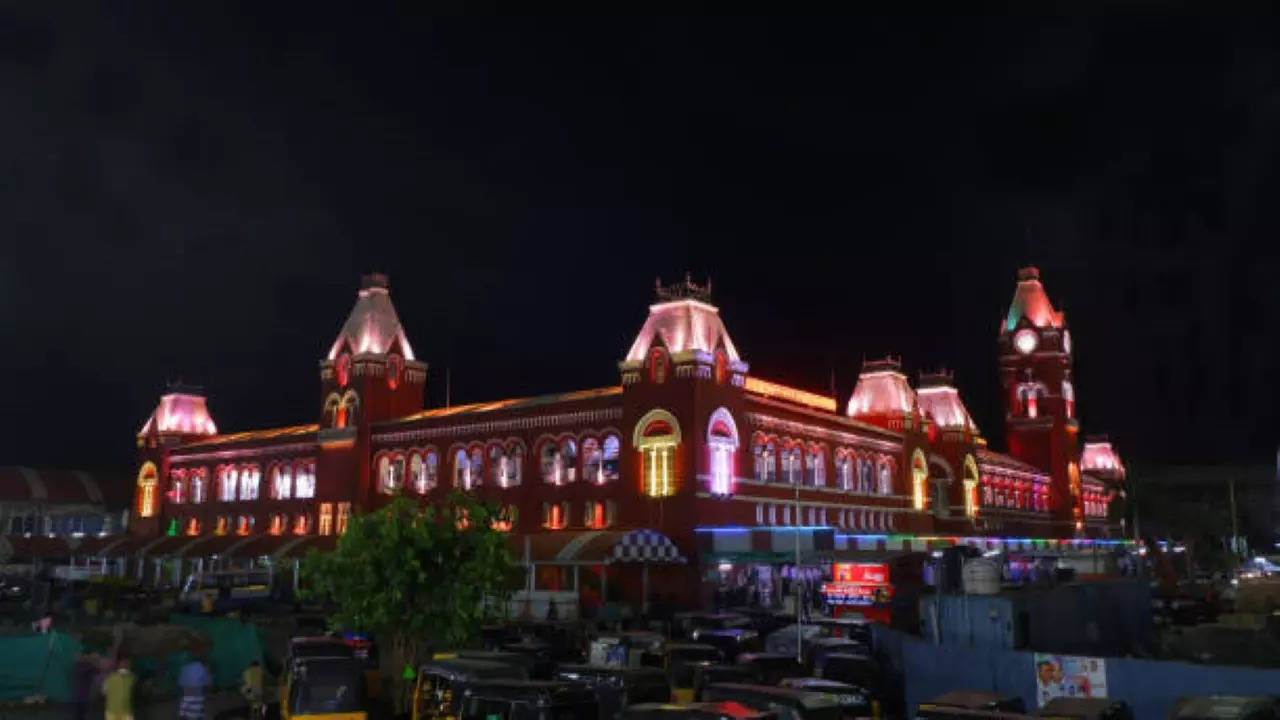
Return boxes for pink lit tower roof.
[1003,266,1065,332]
[916,370,980,435]
[625,273,741,363]
[1082,436,1126,480]
[138,388,218,438]
[327,273,416,361]
[847,357,916,420]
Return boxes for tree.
[301,492,513,710]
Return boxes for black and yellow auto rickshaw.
[281,656,367,720]
[689,629,761,663]
[434,650,539,680]
[733,654,806,686]
[619,702,780,720]
[802,639,868,670]
[554,664,670,719]
[916,691,1028,719]
[412,658,529,720]
[692,665,755,702]
[664,644,725,703]
[699,683,842,720]
[456,680,599,720]
[779,677,880,720]
[1035,697,1133,720]
[673,613,753,640]
[282,638,358,707]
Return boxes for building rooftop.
[1002,266,1065,332]
[915,371,980,434]
[138,392,218,438]
[327,273,416,361]
[625,275,740,363]
[846,357,915,419]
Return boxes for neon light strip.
[693,525,1137,547]
[744,377,837,413]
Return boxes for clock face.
[1063,331,1072,354]
[1013,329,1038,355]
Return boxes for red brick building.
[115,268,1126,603]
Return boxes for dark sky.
[2,8,1278,476]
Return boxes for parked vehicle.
[281,637,356,707]
[1168,696,1280,720]
[280,656,367,720]
[1034,697,1133,719]
[811,654,882,701]
[181,569,271,612]
[764,625,824,658]
[554,664,670,719]
[692,665,755,702]
[808,619,871,646]
[457,680,599,720]
[665,644,726,703]
[734,654,807,686]
[700,683,842,720]
[692,629,762,662]
[433,650,539,679]
[620,702,779,720]
[674,613,754,639]
[779,677,879,720]
[916,691,1027,719]
[412,658,528,720]
[803,639,869,669]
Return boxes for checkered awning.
[609,529,687,564]
[513,529,688,565]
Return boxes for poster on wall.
[1033,653,1107,707]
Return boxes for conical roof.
[327,273,416,361]
[1002,266,1064,332]
[915,371,979,434]
[138,392,218,438]
[625,275,740,362]
[846,358,915,418]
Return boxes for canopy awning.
[513,529,688,565]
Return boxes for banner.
[1034,653,1107,707]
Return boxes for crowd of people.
[69,649,215,720]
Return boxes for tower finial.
[654,273,713,302]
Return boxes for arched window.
[470,448,484,487]
[239,465,260,501]
[294,460,316,499]
[453,449,470,489]
[491,505,517,532]
[185,516,200,536]
[754,438,776,483]
[541,442,563,485]
[413,451,438,493]
[858,457,874,494]
[293,513,311,536]
[218,466,238,502]
[601,435,620,482]
[318,503,333,536]
[911,449,928,510]
[582,439,603,484]
[782,445,802,485]
[836,452,853,491]
[409,453,425,494]
[271,464,292,500]
[648,347,669,384]
[214,516,229,536]
[805,446,824,487]
[169,470,187,504]
[136,462,158,518]
[489,445,507,487]
[963,455,980,518]
[377,456,393,494]
[268,513,287,536]
[236,514,255,536]
[1062,380,1075,418]
[339,390,360,428]
[190,469,207,504]
[634,408,681,498]
[878,459,893,495]
[560,439,578,483]
[506,444,523,486]
[584,500,617,529]
[323,392,342,428]
[542,501,570,530]
[707,408,739,496]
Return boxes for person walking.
[102,656,135,720]
[241,660,265,720]
[178,651,212,720]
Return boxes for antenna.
[445,367,451,409]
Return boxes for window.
[583,439,602,484]
[1062,380,1075,418]
[218,466,238,502]
[560,440,578,483]
[542,502,570,530]
[323,392,342,428]
[236,514,255,535]
[584,500,617,529]
[319,503,334,536]
[454,449,476,490]
[190,469,207,504]
[911,449,928,510]
[506,445,523,486]
[963,455,980,518]
[169,470,187,504]
[336,502,352,535]
[648,347,669,384]
[413,451,438,494]
[293,514,311,535]
[542,440,575,486]
[634,409,681,498]
[214,516,229,536]
[470,448,483,487]
[782,446,801,485]
[768,504,777,525]
[136,462,158,518]
[270,464,292,500]
[714,350,728,385]
[878,460,893,495]
[268,513,287,536]
[294,461,316,499]
[754,438,777,483]
[707,408,739,496]
[239,465,260,501]
[601,435,620,482]
[491,504,517,532]
[805,447,824,487]
[378,454,404,494]
[836,453,853,491]
[489,446,506,487]
[185,517,200,536]
[339,390,360,428]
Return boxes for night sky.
[3,8,1278,477]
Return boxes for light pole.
[795,473,802,664]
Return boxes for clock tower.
[997,267,1082,530]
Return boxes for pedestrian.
[178,650,212,720]
[241,660,264,720]
[71,651,97,720]
[102,656,135,720]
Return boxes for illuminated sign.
[832,562,888,584]
[745,377,837,412]
[821,582,893,606]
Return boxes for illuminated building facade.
[116,269,1126,601]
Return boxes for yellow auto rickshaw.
[281,656,367,720]
[411,658,528,720]
[663,644,724,704]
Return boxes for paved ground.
[0,690,249,720]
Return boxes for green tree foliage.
[301,493,512,691]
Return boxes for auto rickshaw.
[620,702,780,720]
[281,656,367,720]
[1168,696,1280,720]
[664,644,726,703]
[1035,697,1133,720]
[808,619,871,646]
[916,691,1027,719]
[689,629,761,662]
[456,680,599,720]
[692,665,754,702]
[433,650,539,679]
[733,653,806,686]
[700,683,842,720]
[282,638,357,707]
[412,658,528,720]
[779,677,880,720]
[340,633,381,701]
[554,664,670,719]
[811,654,882,701]
[674,613,753,640]
[802,638,868,669]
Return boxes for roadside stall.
[818,553,924,627]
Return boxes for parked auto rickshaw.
[916,691,1027,719]
[808,619,871,646]
[554,664,670,719]
[620,702,780,720]
[281,656,367,720]
[282,638,358,706]
[690,629,761,662]
[1168,696,1280,720]
[803,638,868,669]
[412,658,528,720]
[779,677,880,720]
[433,650,539,679]
[588,631,667,668]
[456,680,599,720]
[340,633,380,701]
[692,665,755,702]
[733,653,806,686]
[700,683,842,720]
[811,654,882,701]
[1035,697,1133,720]
[674,613,753,640]
[501,637,560,678]
[664,644,726,703]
